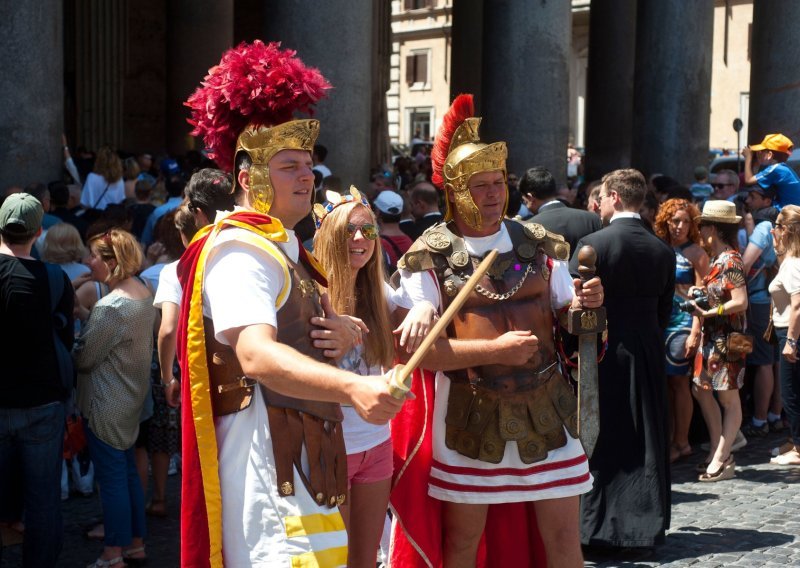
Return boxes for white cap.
[373,190,403,215]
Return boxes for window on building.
[408,108,433,143]
[404,0,434,10]
[406,51,429,88]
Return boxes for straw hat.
[699,200,741,224]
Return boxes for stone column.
[632,2,714,184]
[167,0,234,155]
[481,0,571,183]
[584,0,637,182]
[263,1,383,190]
[0,0,63,189]
[749,0,800,144]
[450,0,484,106]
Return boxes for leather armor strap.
[266,406,347,508]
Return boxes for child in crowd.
[744,133,800,208]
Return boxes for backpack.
[44,263,76,398]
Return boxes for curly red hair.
[654,198,701,245]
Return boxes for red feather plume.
[185,41,332,172]
[431,94,475,189]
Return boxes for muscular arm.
[225,323,404,424]
[392,306,538,371]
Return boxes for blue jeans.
[86,426,147,547]
[0,402,65,567]
[776,328,800,446]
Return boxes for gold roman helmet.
[234,118,320,214]
[433,94,507,230]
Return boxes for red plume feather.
[185,41,332,172]
[431,94,475,189]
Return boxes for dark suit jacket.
[530,201,602,259]
[569,217,675,547]
[401,212,443,241]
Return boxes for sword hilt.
[577,245,597,285]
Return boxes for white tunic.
[394,223,594,504]
[203,227,347,567]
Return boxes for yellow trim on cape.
[290,546,349,568]
[284,512,346,538]
[185,213,292,567]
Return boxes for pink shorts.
[346,438,393,485]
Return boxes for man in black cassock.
[570,169,675,551]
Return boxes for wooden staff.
[389,248,499,399]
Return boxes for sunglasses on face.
[712,183,733,189]
[345,223,379,240]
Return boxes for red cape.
[389,369,547,567]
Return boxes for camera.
[677,289,711,314]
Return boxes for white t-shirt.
[153,260,182,309]
[80,172,125,210]
[339,281,396,454]
[769,256,800,328]
[202,226,347,565]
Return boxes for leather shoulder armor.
[507,219,571,262]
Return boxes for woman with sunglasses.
[74,229,155,567]
[690,201,748,482]
[654,198,709,463]
[313,188,435,567]
[767,205,800,465]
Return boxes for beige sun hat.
[699,200,741,224]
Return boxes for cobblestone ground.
[586,429,800,568]
[1,430,797,567]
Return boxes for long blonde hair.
[777,205,800,257]
[314,202,393,368]
[94,146,123,184]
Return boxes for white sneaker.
[700,430,747,452]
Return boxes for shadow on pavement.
[670,489,716,505]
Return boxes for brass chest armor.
[204,251,347,508]
[399,219,578,464]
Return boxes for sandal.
[123,545,148,566]
[771,440,795,457]
[698,455,735,482]
[84,523,105,540]
[670,444,692,463]
[694,460,710,473]
[769,449,800,466]
[145,499,167,518]
[86,556,123,568]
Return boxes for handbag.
[764,300,778,345]
[727,332,754,355]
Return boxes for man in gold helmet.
[389,94,605,568]
[178,41,405,567]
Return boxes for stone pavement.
[586,428,800,568]
[1,430,797,567]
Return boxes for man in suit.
[400,181,443,240]
[522,167,602,255]
[570,169,675,553]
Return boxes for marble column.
[584,0,637,182]
[481,0,571,183]
[632,2,714,184]
[450,0,484,106]
[0,0,63,189]
[167,0,234,156]
[263,1,384,189]
[749,0,800,144]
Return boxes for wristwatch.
[788,338,798,351]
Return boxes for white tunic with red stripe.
[395,223,593,504]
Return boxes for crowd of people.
[1,38,799,568]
